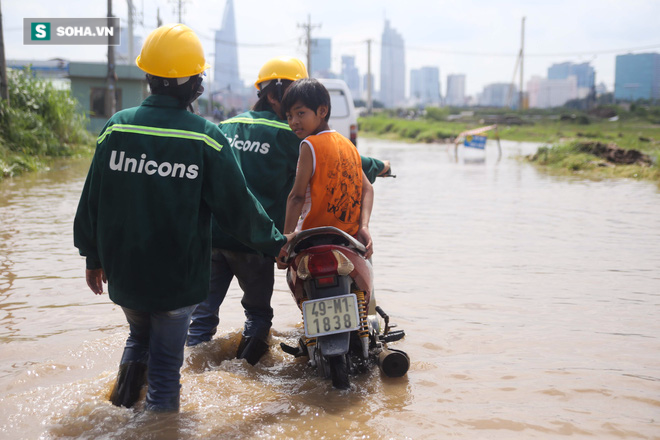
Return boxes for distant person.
[212,107,224,121]
[73,24,290,412]
[279,78,374,260]
[187,58,387,364]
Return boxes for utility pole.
[298,14,320,74]
[367,39,372,114]
[105,0,117,117]
[171,0,188,23]
[519,16,525,111]
[0,0,9,104]
[127,0,134,64]
[126,0,142,64]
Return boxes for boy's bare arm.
[359,170,374,228]
[283,142,314,234]
[356,170,374,258]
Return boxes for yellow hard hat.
[254,57,308,89]
[136,24,210,78]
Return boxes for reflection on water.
[0,140,659,439]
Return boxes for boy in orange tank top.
[279,78,374,261]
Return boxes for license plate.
[302,294,360,338]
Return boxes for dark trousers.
[187,249,275,346]
[121,304,196,411]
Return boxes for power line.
[198,34,298,49]
[5,21,660,58]
[334,38,660,58]
[11,17,651,59]
[525,43,660,57]
[385,42,660,58]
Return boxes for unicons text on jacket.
[225,133,271,154]
[109,150,199,179]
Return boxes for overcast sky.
[4,0,660,97]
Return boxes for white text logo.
[109,150,199,180]
[225,134,270,154]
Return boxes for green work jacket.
[212,109,384,253]
[73,95,286,312]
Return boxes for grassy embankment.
[0,68,94,182]
[359,107,660,182]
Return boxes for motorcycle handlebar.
[378,167,396,178]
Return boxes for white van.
[318,78,358,146]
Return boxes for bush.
[559,113,590,125]
[0,67,93,177]
[399,123,422,138]
[425,107,449,122]
[415,127,456,143]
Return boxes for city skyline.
[4,0,660,97]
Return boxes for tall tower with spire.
[214,0,242,95]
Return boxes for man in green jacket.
[73,24,289,412]
[186,57,390,364]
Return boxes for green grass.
[358,115,466,143]
[359,112,660,183]
[525,141,660,181]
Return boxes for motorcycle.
[279,226,409,389]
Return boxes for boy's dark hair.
[281,78,331,122]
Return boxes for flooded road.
[1,138,659,439]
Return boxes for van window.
[328,89,349,118]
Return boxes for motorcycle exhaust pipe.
[378,347,410,378]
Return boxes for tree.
[0,0,9,104]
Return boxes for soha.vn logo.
[31,23,51,40]
[109,150,199,179]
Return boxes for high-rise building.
[341,55,360,99]
[214,0,242,94]
[311,38,332,77]
[527,76,577,108]
[380,20,405,108]
[548,62,595,89]
[479,83,517,108]
[547,61,595,99]
[410,67,440,106]
[614,53,660,102]
[445,74,466,107]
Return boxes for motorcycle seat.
[288,226,367,256]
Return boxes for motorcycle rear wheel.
[328,355,350,389]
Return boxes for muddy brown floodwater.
[0,138,659,439]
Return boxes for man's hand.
[355,226,373,259]
[276,232,296,269]
[284,232,296,244]
[86,268,106,295]
[276,254,288,270]
[378,160,391,176]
